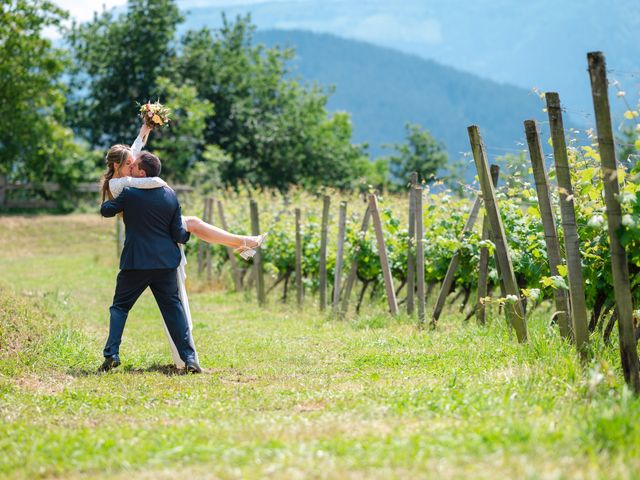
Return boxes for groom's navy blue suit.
[100,186,196,363]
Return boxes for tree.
[361,157,391,193]
[176,15,369,191]
[0,0,96,194]
[66,0,183,147]
[152,77,214,184]
[385,123,447,190]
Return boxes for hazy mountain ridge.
[179,0,639,119]
[252,29,545,160]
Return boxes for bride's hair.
[101,144,132,202]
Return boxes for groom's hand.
[101,188,129,217]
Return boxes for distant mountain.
[250,29,545,163]
[179,0,639,123]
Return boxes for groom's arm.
[170,200,190,244]
[100,188,129,217]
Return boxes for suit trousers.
[103,268,196,363]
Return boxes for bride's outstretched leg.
[184,216,262,249]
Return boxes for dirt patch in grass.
[13,372,75,395]
[293,400,327,413]
[211,367,262,385]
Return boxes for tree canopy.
[64,4,371,191]
[0,0,95,191]
[385,123,448,189]
[66,0,183,147]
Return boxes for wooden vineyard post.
[524,119,572,339]
[546,92,590,355]
[588,51,640,392]
[431,194,482,327]
[217,200,243,291]
[205,197,213,281]
[476,214,491,325]
[488,228,507,299]
[415,185,426,324]
[295,208,303,308]
[468,125,528,342]
[407,172,418,315]
[197,197,210,276]
[368,194,399,316]
[476,165,500,325]
[340,205,371,317]
[332,202,347,314]
[319,195,331,311]
[0,174,6,208]
[250,200,266,305]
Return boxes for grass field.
[1,214,639,479]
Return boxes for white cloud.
[53,0,127,22]
[181,0,305,7]
[351,14,442,46]
[275,12,442,48]
[48,0,307,31]
[44,0,125,38]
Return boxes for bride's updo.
[101,144,132,202]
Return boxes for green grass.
[1,214,639,479]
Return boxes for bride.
[101,122,265,369]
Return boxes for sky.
[53,0,126,22]
[52,0,296,21]
[48,0,294,37]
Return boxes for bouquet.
[139,100,171,129]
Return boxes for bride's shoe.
[234,233,267,261]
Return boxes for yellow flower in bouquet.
[138,100,171,129]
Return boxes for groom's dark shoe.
[98,354,121,372]
[185,360,202,374]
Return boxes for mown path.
[0,214,638,479]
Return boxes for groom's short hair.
[138,151,161,177]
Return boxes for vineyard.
[190,187,485,313]
[186,141,636,338]
[172,52,640,391]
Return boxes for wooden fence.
[0,177,193,209]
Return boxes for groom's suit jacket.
[100,186,190,270]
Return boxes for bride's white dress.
[108,134,197,369]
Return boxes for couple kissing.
[98,122,266,373]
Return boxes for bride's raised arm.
[131,123,151,157]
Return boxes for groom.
[98,151,201,373]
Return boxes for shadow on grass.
[67,363,188,377]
